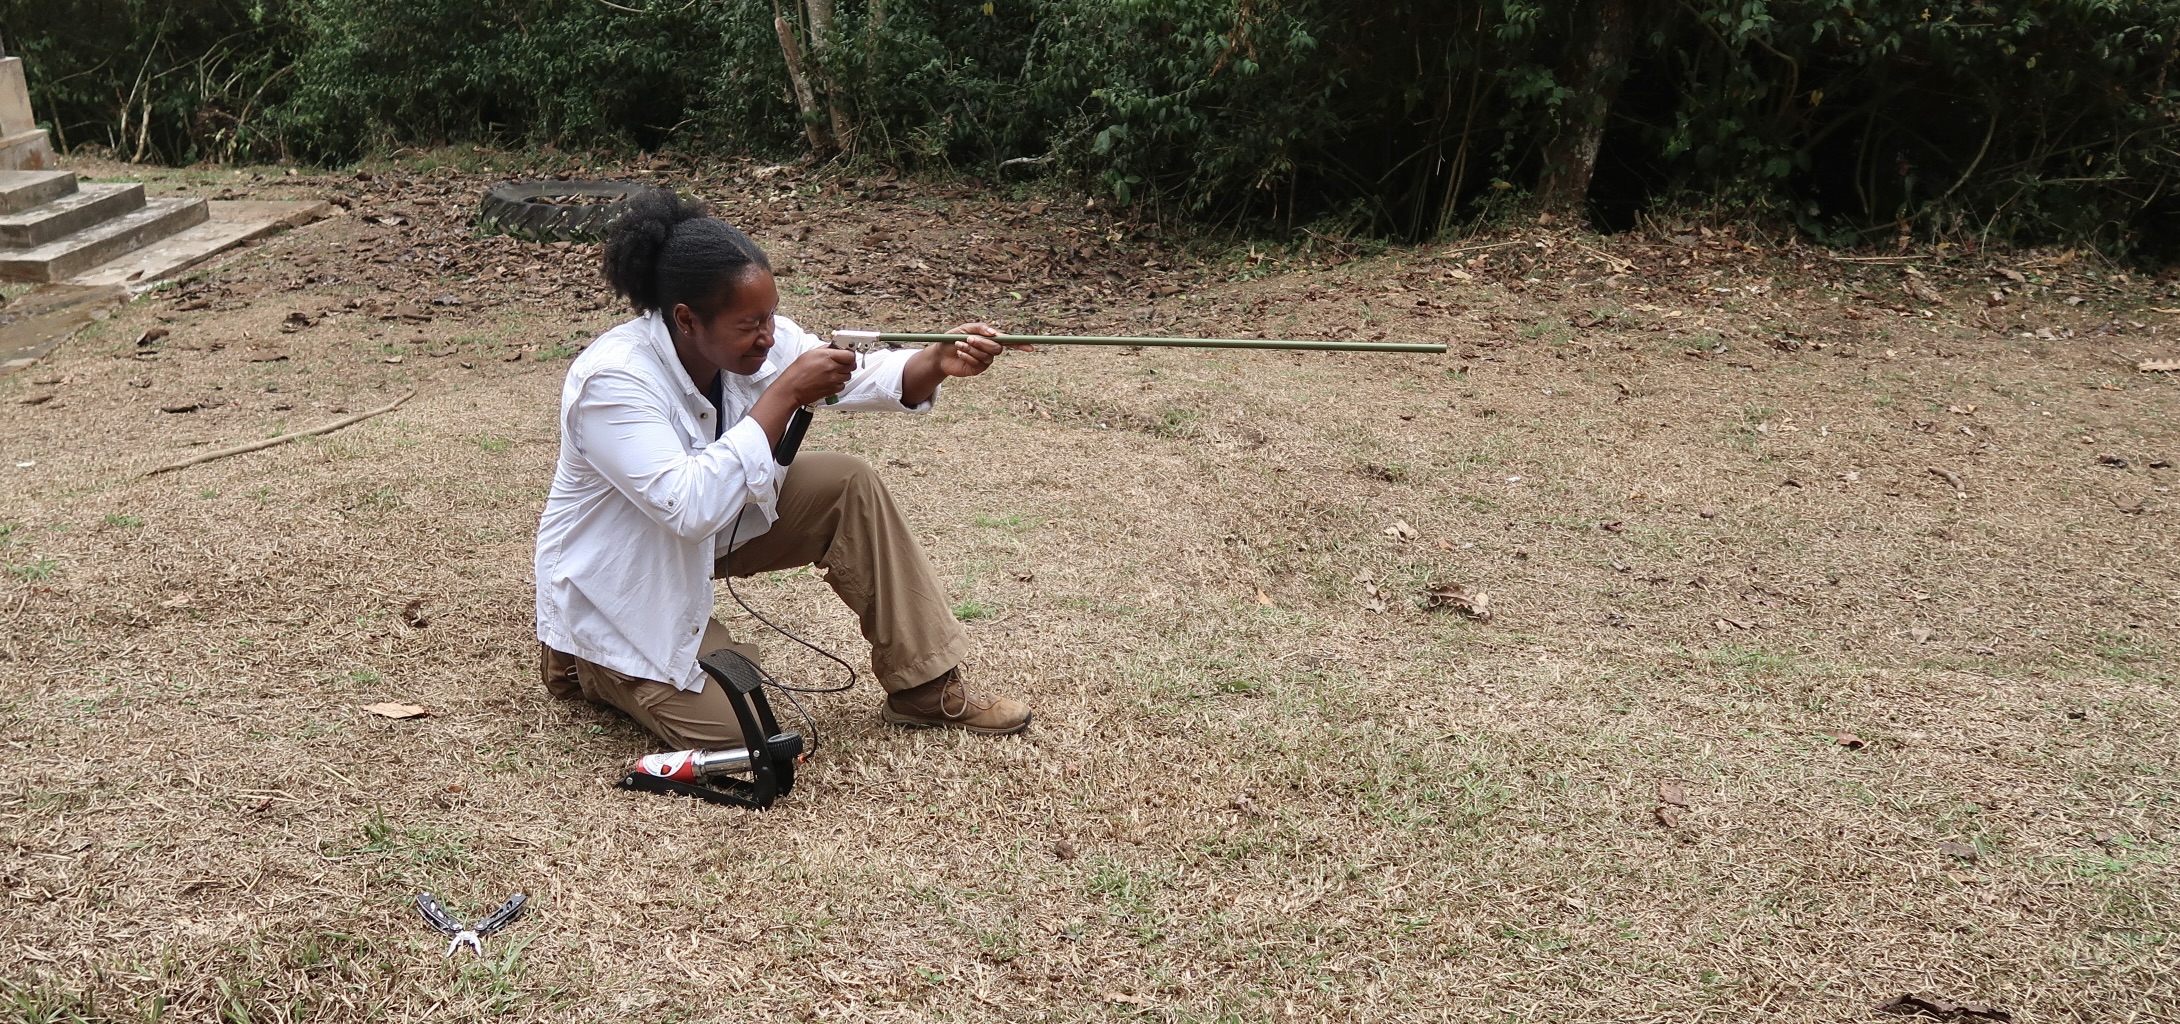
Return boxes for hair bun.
[603,187,710,312]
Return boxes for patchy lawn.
[2,154,2176,1022]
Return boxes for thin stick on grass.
[142,389,417,477]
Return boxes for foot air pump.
[616,650,804,809]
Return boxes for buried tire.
[477,180,648,242]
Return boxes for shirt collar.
[640,311,707,400]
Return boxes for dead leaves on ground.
[359,702,429,720]
[1654,780,1691,828]
[1424,582,1491,622]
[1878,993,2012,1022]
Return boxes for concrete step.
[0,170,77,215]
[0,182,144,249]
[0,282,126,378]
[67,199,335,290]
[0,127,54,172]
[0,196,207,283]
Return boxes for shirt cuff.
[866,348,934,411]
[721,415,780,501]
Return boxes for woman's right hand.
[773,346,857,407]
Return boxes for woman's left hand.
[930,322,1029,378]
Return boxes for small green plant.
[477,435,513,453]
[1150,406,1200,439]
[103,513,144,528]
[359,487,403,512]
[198,487,219,499]
[951,599,992,622]
[350,810,469,865]
[9,558,57,582]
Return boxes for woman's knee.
[791,451,877,493]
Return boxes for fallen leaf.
[2137,358,2178,373]
[1254,589,1275,607]
[1878,993,2012,1022]
[1423,583,1491,622]
[1653,805,1682,828]
[360,702,429,720]
[1383,519,1420,542]
[135,327,169,347]
[401,598,431,629]
[1910,626,1933,643]
[159,401,203,414]
[1657,782,1690,808]
[1052,839,1078,860]
[1230,793,1266,817]
[2097,453,2129,468]
[160,592,195,609]
[1833,732,1866,750]
[1927,466,1965,492]
[1938,841,1979,861]
[1105,993,1150,1006]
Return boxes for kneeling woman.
[535,188,1030,749]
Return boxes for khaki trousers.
[541,452,970,749]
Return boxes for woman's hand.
[900,322,1025,405]
[929,322,1027,379]
[774,346,857,405]
[751,347,855,443]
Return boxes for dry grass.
[2,155,2177,1022]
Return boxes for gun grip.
[772,406,813,466]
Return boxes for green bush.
[4,0,2175,256]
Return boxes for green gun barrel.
[836,331,1446,354]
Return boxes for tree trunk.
[802,0,856,152]
[772,6,834,153]
[1536,0,1637,215]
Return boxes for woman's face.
[672,267,779,379]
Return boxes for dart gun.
[769,330,1448,465]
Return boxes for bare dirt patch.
[3,156,2176,1021]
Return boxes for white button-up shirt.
[535,312,928,691]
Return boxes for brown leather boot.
[882,669,1031,735]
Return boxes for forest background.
[4,1,2179,257]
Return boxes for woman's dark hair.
[602,187,770,322]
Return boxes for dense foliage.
[5,0,2177,255]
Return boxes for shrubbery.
[6,0,2177,256]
